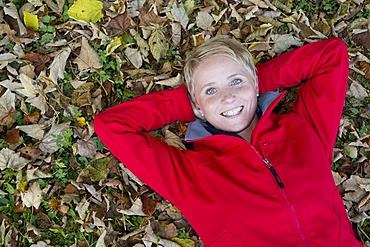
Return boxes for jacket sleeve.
[256,38,349,161]
[94,85,197,203]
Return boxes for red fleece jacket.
[94,38,363,246]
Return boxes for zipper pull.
[263,158,285,189]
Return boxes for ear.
[190,100,205,120]
[194,105,205,120]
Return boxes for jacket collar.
[185,91,283,141]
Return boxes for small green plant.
[177,227,190,239]
[54,168,68,186]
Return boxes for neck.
[238,114,258,142]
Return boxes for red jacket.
[94,38,363,246]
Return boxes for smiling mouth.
[221,106,244,117]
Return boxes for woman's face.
[193,55,258,135]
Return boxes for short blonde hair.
[184,35,257,101]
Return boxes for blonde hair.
[184,35,257,102]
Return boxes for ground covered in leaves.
[0,0,369,246]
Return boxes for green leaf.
[85,158,110,182]
[149,27,169,62]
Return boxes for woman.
[94,36,363,246]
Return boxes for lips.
[221,106,243,117]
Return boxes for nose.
[221,88,236,104]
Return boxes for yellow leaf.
[23,11,39,30]
[106,36,123,57]
[171,237,195,247]
[76,117,86,127]
[67,0,103,24]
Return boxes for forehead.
[193,55,248,81]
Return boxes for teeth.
[221,106,243,117]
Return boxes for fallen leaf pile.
[0,0,369,246]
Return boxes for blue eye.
[231,79,242,86]
[206,88,217,95]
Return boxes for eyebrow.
[227,73,244,80]
[199,82,216,92]
[198,72,247,92]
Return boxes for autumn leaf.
[171,3,189,29]
[141,191,158,216]
[16,73,46,114]
[271,34,304,54]
[106,12,134,36]
[1,0,370,244]
[124,47,143,69]
[23,11,38,30]
[21,182,42,209]
[0,89,16,126]
[149,26,169,62]
[4,128,20,144]
[17,124,44,140]
[48,47,71,85]
[67,0,103,24]
[74,37,103,72]
[106,36,123,57]
[195,11,214,31]
[39,122,70,154]
[24,51,50,75]
[0,148,30,171]
[139,7,166,26]
[77,138,97,159]
[19,146,42,162]
[79,157,109,182]
[24,111,40,123]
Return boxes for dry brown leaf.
[0,53,17,70]
[163,129,186,150]
[24,111,40,123]
[195,11,214,31]
[229,4,243,22]
[106,12,135,36]
[139,7,166,26]
[17,124,44,140]
[24,52,51,76]
[3,3,27,35]
[63,184,80,194]
[245,24,274,42]
[76,198,90,220]
[0,148,30,171]
[348,80,368,100]
[58,204,69,215]
[39,122,70,154]
[171,22,182,46]
[359,61,370,80]
[0,24,21,44]
[0,90,16,126]
[124,47,143,69]
[171,3,189,29]
[21,182,42,209]
[4,128,20,144]
[19,146,42,162]
[271,34,304,54]
[77,139,97,159]
[35,213,51,229]
[49,47,71,85]
[141,191,158,216]
[74,37,103,72]
[155,74,182,87]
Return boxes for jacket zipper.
[263,158,285,188]
[263,158,310,247]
